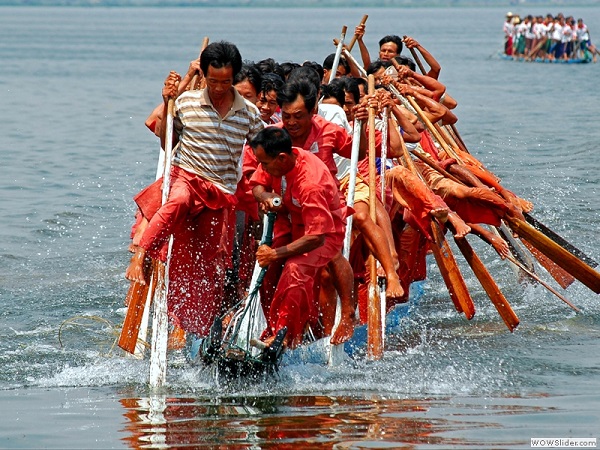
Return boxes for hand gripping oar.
[366,75,384,360]
[346,15,368,52]
[149,95,176,389]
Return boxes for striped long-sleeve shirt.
[173,87,264,195]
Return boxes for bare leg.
[329,252,358,345]
[353,202,404,300]
[446,211,471,238]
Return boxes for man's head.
[322,53,350,81]
[201,41,243,100]
[378,35,404,61]
[277,79,317,141]
[250,127,295,177]
[234,64,262,104]
[200,41,243,78]
[256,72,284,122]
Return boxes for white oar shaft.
[328,26,347,84]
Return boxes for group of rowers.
[124,23,533,355]
[503,11,599,62]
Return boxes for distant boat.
[499,52,592,64]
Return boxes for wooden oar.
[520,239,575,289]
[524,212,598,268]
[190,37,209,90]
[347,14,368,52]
[505,217,600,294]
[504,253,581,313]
[453,236,519,331]
[429,220,476,319]
[403,36,427,75]
[367,75,383,360]
[328,25,347,84]
[398,131,476,320]
[119,258,158,354]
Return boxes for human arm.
[354,23,372,71]
[402,36,441,79]
[468,223,510,259]
[178,59,203,94]
[256,234,325,267]
[155,71,181,150]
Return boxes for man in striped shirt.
[126,41,264,338]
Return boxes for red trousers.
[134,167,235,335]
[260,233,343,348]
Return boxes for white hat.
[506,11,514,17]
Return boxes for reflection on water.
[118,394,543,448]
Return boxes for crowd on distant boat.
[503,12,599,62]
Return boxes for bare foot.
[430,206,449,223]
[125,248,147,285]
[385,273,405,300]
[447,212,471,238]
[331,312,358,345]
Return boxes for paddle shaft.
[328,26,347,84]
[367,75,383,360]
[454,236,519,331]
[347,15,368,51]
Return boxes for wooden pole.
[367,75,383,360]
[454,236,520,331]
[190,37,210,90]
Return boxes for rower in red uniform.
[249,127,348,349]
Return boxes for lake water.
[1,5,599,449]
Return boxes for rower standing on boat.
[249,127,348,350]
[504,12,515,56]
[125,41,264,339]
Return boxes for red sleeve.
[333,126,354,159]
[243,143,258,178]
[300,186,336,236]
[248,164,273,191]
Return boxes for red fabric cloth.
[250,148,346,346]
[133,166,236,335]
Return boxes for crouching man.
[249,127,349,349]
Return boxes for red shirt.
[249,147,346,242]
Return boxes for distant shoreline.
[4,1,600,7]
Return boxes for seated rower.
[249,127,349,350]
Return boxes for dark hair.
[355,76,368,94]
[366,59,391,75]
[287,66,321,93]
[254,57,286,80]
[234,64,262,94]
[250,127,293,157]
[393,55,416,72]
[260,72,284,95]
[279,62,301,80]
[200,41,243,78]
[341,77,360,104]
[378,35,404,54]
[320,78,346,107]
[301,61,324,83]
[322,53,351,74]
[277,78,318,112]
